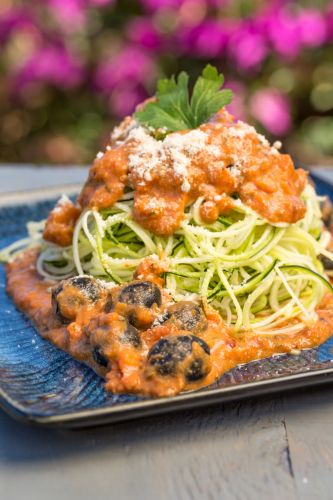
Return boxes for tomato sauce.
[7,249,333,397]
[43,198,80,248]
[43,108,307,246]
[7,105,329,398]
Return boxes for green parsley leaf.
[135,64,233,134]
[190,65,233,128]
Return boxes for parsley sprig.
[135,64,233,134]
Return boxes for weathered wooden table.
[1,165,333,500]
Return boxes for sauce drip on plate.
[7,249,333,397]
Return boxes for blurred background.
[0,0,332,167]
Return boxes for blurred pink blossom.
[228,25,268,71]
[298,8,327,46]
[48,0,87,30]
[250,88,292,136]
[178,20,227,58]
[266,8,302,59]
[140,0,182,11]
[94,46,155,91]
[14,44,84,90]
[110,84,147,117]
[1,0,333,158]
[224,80,246,121]
[206,0,229,6]
[127,18,162,50]
[0,8,35,44]
[47,0,115,31]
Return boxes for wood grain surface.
[1,166,333,500]
[2,388,333,500]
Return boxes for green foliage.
[135,65,233,133]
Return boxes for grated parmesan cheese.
[53,194,72,213]
[111,116,138,144]
[97,279,117,289]
[229,165,242,178]
[181,178,191,193]
[58,194,71,206]
[128,128,208,192]
[144,198,162,211]
[113,112,284,198]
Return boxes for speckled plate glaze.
[1,175,333,428]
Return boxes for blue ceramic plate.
[1,176,333,428]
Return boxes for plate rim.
[2,367,333,428]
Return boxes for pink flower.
[47,0,87,31]
[224,80,247,121]
[126,18,163,50]
[266,8,302,60]
[206,0,229,6]
[228,24,268,71]
[250,88,292,136]
[0,8,35,44]
[14,44,84,90]
[109,84,147,117]
[94,46,155,91]
[178,20,227,58]
[140,0,182,11]
[47,0,115,31]
[298,8,327,46]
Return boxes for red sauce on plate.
[7,249,333,397]
[6,106,330,397]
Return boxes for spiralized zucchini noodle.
[2,184,333,335]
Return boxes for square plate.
[1,175,333,428]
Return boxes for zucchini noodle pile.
[2,184,333,335]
